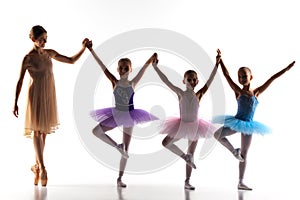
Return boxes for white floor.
[0,183,294,200]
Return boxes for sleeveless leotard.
[91,84,158,128]
[213,94,271,135]
[159,91,215,141]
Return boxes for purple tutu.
[160,117,216,141]
[90,107,159,128]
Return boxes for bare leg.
[117,127,133,188]
[238,134,252,190]
[33,131,46,169]
[214,127,237,152]
[185,140,198,190]
[92,124,116,147]
[162,136,183,158]
[162,136,196,169]
[214,127,244,161]
[33,131,47,186]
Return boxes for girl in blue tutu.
[152,50,221,190]
[86,40,158,187]
[213,50,295,190]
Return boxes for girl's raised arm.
[254,61,295,97]
[86,40,118,88]
[196,49,221,99]
[219,53,242,97]
[130,53,156,88]
[152,58,182,96]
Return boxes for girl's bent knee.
[92,126,103,136]
[162,139,169,147]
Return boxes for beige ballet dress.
[24,54,59,137]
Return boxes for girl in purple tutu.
[86,40,158,187]
[213,49,295,190]
[152,50,221,190]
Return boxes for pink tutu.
[160,117,216,141]
[91,107,158,128]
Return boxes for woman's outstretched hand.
[82,38,89,48]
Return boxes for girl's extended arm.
[219,57,242,96]
[254,61,295,97]
[152,59,182,95]
[196,49,221,99]
[86,41,118,88]
[130,53,156,88]
[13,56,28,117]
[47,38,89,64]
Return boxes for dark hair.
[29,25,47,40]
[238,67,252,75]
[184,70,197,78]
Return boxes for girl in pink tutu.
[152,50,221,190]
[86,40,158,187]
[213,49,295,190]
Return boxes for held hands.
[85,39,93,50]
[146,53,157,65]
[216,49,221,64]
[152,53,159,67]
[82,38,89,48]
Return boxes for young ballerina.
[213,50,295,190]
[86,40,158,188]
[13,25,88,186]
[152,50,221,190]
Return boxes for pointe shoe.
[40,169,48,187]
[184,182,195,190]
[232,148,244,162]
[116,144,129,159]
[238,183,252,190]
[184,154,196,169]
[117,179,127,188]
[31,164,39,186]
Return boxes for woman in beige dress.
[13,25,88,186]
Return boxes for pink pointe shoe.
[184,181,195,190]
[184,153,196,169]
[40,168,48,187]
[116,144,129,159]
[117,178,127,188]
[238,183,252,190]
[232,148,244,162]
[31,164,39,186]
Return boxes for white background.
[0,0,299,198]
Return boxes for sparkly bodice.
[235,94,258,121]
[113,84,134,111]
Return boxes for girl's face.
[33,33,47,48]
[183,73,199,89]
[118,61,131,77]
[238,68,252,86]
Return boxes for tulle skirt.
[159,117,216,141]
[213,115,271,135]
[90,107,159,128]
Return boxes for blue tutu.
[213,95,271,135]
